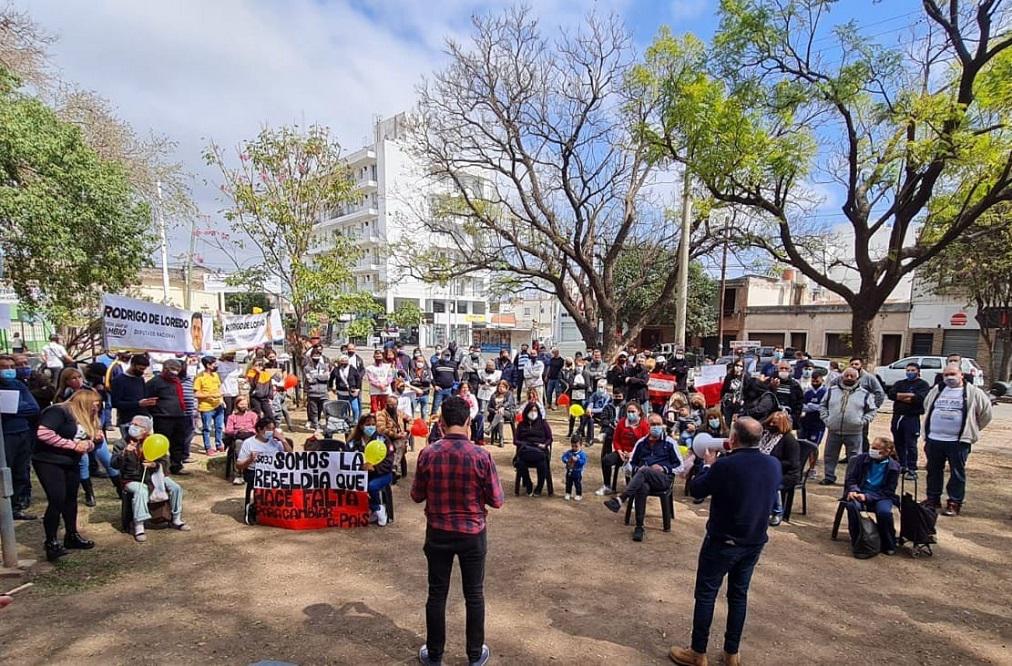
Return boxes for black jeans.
[4,429,34,512]
[565,471,583,495]
[424,527,488,663]
[154,416,188,472]
[691,535,764,655]
[621,467,672,527]
[516,448,548,493]
[32,459,81,541]
[601,450,622,489]
[306,396,326,427]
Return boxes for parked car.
[876,356,985,390]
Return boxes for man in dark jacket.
[843,440,901,555]
[887,361,930,479]
[431,351,459,415]
[670,417,781,666]
[329,355,362,422]
[145,358,190,475]
[111,354,156,439]
[495,349,515,387]
[0,354,40,519]
[603,412,684,542]
[769,361,804,427]
[623,354,650,407]
[668,349,691,392]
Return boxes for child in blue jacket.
[561,435,588,501]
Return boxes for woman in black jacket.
[344,414,395,526]
[33,389,100,561]
[514,401,553,496]
[760,410,800,526]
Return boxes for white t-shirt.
[365,363,392,395]
[929,387,965,442]
[42,342,69,369]
[237,435,285,467]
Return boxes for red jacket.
[613,418,650,454]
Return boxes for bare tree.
[407,8,718,355]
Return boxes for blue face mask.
[363,425,377,437]
[905,371,918,381]
[650,425,665,439]
[0,369,16,381]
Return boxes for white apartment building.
[314,114,489,348]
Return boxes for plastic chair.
[624,481,675,532]
[512,442,554,496]
[782,439,820,522]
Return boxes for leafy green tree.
[204,125,369,373]
[224,292,274,315]
[615,252,717,340]
[635,0,1012,363]
[0,68,151,327]
[344,317,374,343]
[387,302,422,330]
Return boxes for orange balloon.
[284,374,298,390]
[557,393,571,407]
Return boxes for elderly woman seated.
[110,415,191,543]
[844,436,901,556]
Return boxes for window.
[825,333,851,357]
[920,357,942,370]
[433,301,446,313]
[472,301,486,315]
[523,308,531,316]
[457,301,468,314]
[722,288,737,316]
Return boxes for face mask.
[944,376,960,388]
[0,369,16,381]
[868,448,884,460]
[15,367,30,379]
[773,352,783,360]
[675,354,684,360]
[471,353,479,359]
[127,425,144,439]
[527,411,539,421]
[708,418,720,429]
[778,371,790,381]
[311,357,321,364]
[803,369,812,378]
[416,360,425,367]
[734,366,743,374]
[596,387,607,395]
[842,378,857,387]
[363,425,377,437]
[650,425,665,439]
[905,371,918,381]
[626,412,639,424]
[347,351,355,357]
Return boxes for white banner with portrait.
[102,294,206,354]
[221,309,283,351]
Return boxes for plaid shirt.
[411,433,504,534]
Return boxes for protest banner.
[102,294,201,353]
[221,309,284,351]
[252,450,371,530]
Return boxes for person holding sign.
[110,416,190,542]
[413,396,504,666]
[236,416,292,526]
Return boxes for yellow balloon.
[568,404,585,418]
[678,445,690,460]
[364,439,388,465]
[142,434,170,462]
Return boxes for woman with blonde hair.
[33,388,101,561]
[54,367,85,403]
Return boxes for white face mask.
[127,425,144,439]
[527,411,539,421]
[778,371,790,380]
[869,448,884,460]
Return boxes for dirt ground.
[1,402,1011,665]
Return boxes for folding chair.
[782,439,820,522]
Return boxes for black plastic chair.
[782,439,820,522]
[513,443,554,496]
[120,487,170,533]
[624,481,675,532]
[381,483,395,523]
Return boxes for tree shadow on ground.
[302,601,423,664]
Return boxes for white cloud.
[671,0,710,20]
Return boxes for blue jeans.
[845,498,896,553]
[432,388,453,415]
[691,535,764,655]
[925,438,970,503]
[201,406,225,451]
[126,478,183,522]
[415,392,431,419]
[367,473,393,511]
[79,439,119,480]
[891,414,920,471]
[546,379,561,406]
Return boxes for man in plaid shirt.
[412,396,504,666]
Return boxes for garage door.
[751,332,786,347]
[942,329,979,359]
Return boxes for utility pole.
[0,415,35,573]
[674,168,692,348]
[156,180,171,304]
[183,216,198,310]
[716,212,730,357]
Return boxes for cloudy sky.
[19,0,905,274]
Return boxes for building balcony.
[355,179,378,193]
[317,206,379,229]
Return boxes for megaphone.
[692,433,729,459]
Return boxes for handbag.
[852,511,881,559]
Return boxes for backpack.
[852,512,881,559]
[900,492,937,558]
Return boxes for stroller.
[321,399,354,439]
[898,474,937,558]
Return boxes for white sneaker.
[574,495,583,501]
[564,493,572,501]
[594,486,612,496]
[376,505,388,527]
[232,476,244,485]
[369,511,379,524]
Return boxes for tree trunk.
[849,309,877,368]
[998,335,1012,383]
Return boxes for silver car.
[876,356,985,391]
